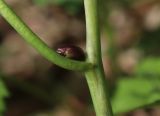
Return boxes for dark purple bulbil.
[56,45,86,61]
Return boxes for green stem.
[0,0,92,71]
[84,0,113,116]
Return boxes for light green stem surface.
[84,0,113,116]
[0,0,92,71]
[0,0,113,115]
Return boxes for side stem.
[84,0,113,116]
[0,0,92,71]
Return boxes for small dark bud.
[56,45,86,61]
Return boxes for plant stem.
[84,0,113,116]
[0,0,92,71]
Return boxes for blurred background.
[0,0,160,116]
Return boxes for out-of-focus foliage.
[135,57,160,76]
[0,76,9,115]
[112,57,160,114]
[33,0,83,14]
[112,76,160,114]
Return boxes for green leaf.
[0,77,9,115]
[112,77,160,114]
[135,57,160,76]
[112,57,160,114]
